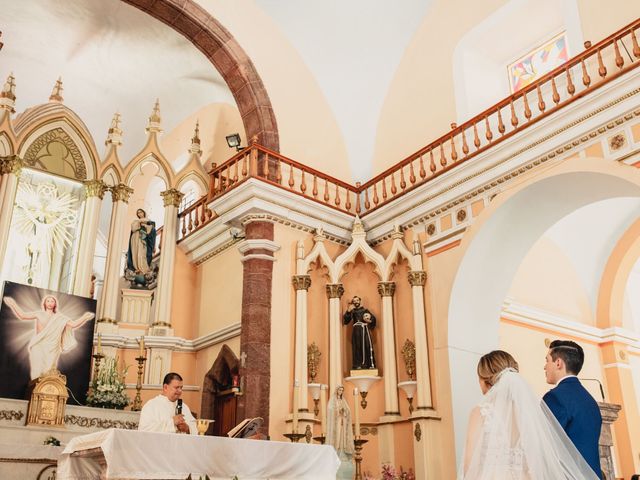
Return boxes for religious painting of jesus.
[0,281,96,403]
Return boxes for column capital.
[84,179,108,199]
[97,317,118,324]
[0,155,23,175]
[161,188,184,208]
[325,283,344,299]
[292,275,311,291]
[110,183,134,203]
[408,270,427,287]
[377,281,396,297]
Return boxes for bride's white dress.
[459,368,598,479]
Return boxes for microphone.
[579,378,605,401]
[176,398,183,415]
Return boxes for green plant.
[86,356,130,409]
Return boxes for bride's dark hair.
[477,350,519,387]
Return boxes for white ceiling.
[0,0,236,164]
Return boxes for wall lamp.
[225,133,243,151]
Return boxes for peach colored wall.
[499,320,605,400]
[171,247,198,339]
[196,244,243,337]
[577,0,640,45]
[507,236,594,324]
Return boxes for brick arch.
[122,0,279,151]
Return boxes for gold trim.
[325,283,344,299]
[110,183,133,203]
[377,281,396,297]
[64,414,138,430]
[292,275,311,291]
[408,271,427,287]
[161,188,184,208]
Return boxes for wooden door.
[212,392,237,436]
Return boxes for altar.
[58,428,341,480]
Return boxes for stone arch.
[201,344,240,435]
[596,217,640,329]
[446,157,640,460]
[122,0,279,151]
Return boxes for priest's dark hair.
[549,340,584,375]
[163,372,183,385]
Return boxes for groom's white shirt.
[554,374,577,386]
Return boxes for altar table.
[57,428,340,480]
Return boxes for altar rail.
[177,19,640,242]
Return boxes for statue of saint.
[343,296,376,370]
[326,385,354,458]
[125,209,158,288]
[127,208,157,275]
[3,295,94,379]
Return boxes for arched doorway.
[201,344,240,436]
[121,0,279,151]
[447,157,640,459]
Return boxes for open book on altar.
[227,417,263,438]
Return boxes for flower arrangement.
[381,464,415,480]
[43,436,61,446]
[86,356,130,409]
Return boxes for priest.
[138,372,197,434]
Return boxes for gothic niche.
[201,345,240,436]
[23,128,87,180]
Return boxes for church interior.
[1,0,640,478]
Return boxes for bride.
[459,350,598,479]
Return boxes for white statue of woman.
[3,295,94,379]
[326,385,355,457]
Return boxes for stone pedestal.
[120,288,153,325]
[598,401,621,480]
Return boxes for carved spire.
[105,112,123,147]
[352,215,365,237]
[146,98,162,134]
[0,72,16,113]
[188,120,202,156]
[49,77,63,103]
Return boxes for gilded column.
[97,184,133,326]
[408,270,432,409]
[73,179,107,297]
[0,155,22,263]
[326,283,344,395]
[292,274,312,412]
[378,281,399,415]
[151,188,183,329]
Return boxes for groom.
[543,340,602,478]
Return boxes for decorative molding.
[84,179,107,199]
[326,283,344,299]
[0,410,24,421]
[408,271,427,287]
[23,127,87,179]
[110,183,134,203]
[414,423,422,442]
[377,281,396,297]
[64,414,137,430]
[292,275,312,291]
[502,298,640,348]
[0,155,22,175]
[161,188,184,208]
[97,317,117,324]
[237,239,280,255]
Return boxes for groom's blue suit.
[543,377,602,478]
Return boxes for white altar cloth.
[57,428,341,480]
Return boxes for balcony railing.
[177,18,640,243]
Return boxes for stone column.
[73,179,107,297]
[0,156,22,264]
[378,281,399,415]
[292,274,311,412]
[408,270,432,409]
[326,283,344,396]
[97,184,133,330]
[235,220,279,435]
[151,188,183,331]
[598,402,621,480]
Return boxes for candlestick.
[97,333,102,355]
[131,354,147,411]
[292,379,299,433]
[354,438,368,480]
[353,387,361,439]
[320,384,327,436]
[139,336,145,357]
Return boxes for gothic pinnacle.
[49,77,64,103]
[0,72,16,112]
[189,120,202,155]
[105,112,123,147]
[146,98,162,134]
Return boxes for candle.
[97,333,102,355]
[320,384,327,437]
[292,379,299,433]
[139,336,145,357]
[353,387,360,439]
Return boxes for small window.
[508,32,569,93]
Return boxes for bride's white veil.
[459,368,598,479]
